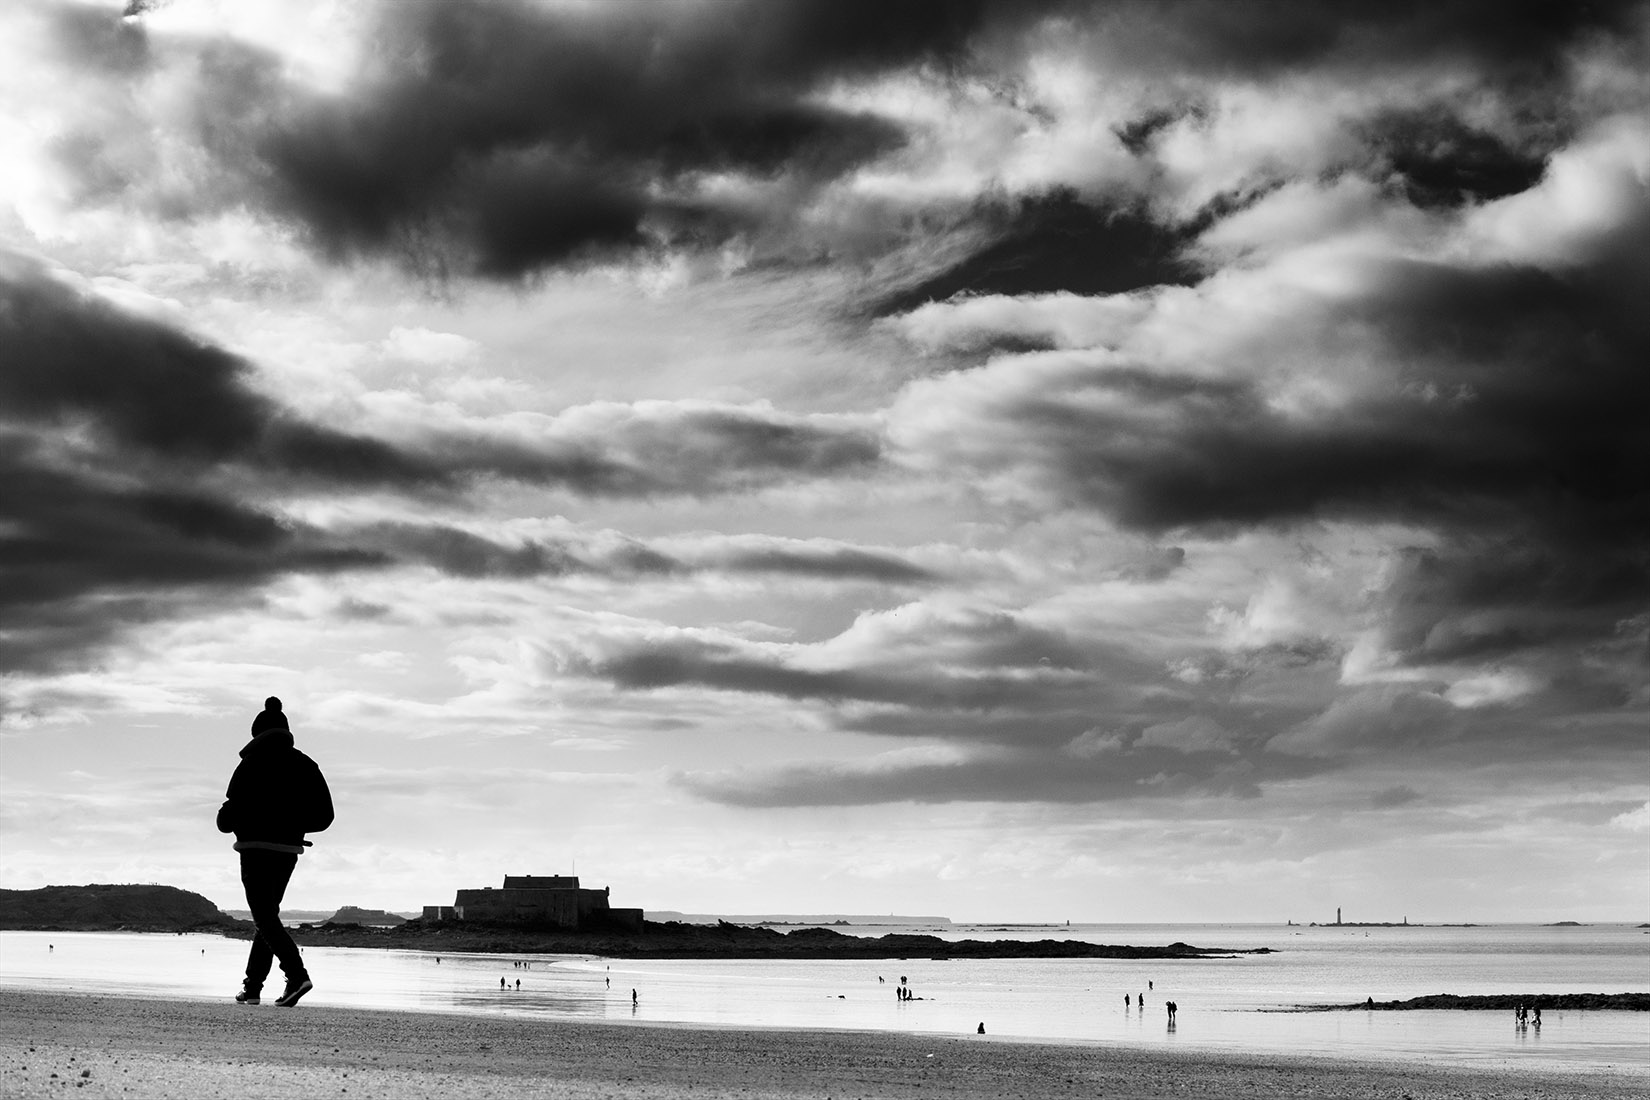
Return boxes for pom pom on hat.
[251,697,289,734]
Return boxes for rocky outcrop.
[0,885,242,932]
[324,906,406,927]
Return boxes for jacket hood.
[241,727,295,758]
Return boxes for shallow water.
[2,924,1645,1075]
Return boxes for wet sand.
[2,988,1641,1099]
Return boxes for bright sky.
[1,0,1647,923]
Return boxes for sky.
[1,0,1646,924]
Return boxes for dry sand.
[2,988,1641,1099]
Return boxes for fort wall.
[433,875,639,931]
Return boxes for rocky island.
[0,884,240,933]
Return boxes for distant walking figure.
[632,988,638,1006]
[218,697,332,1008]
[1167,1001,1177,1021]
[1149,980,1153,990]
[501,978,506,989]
[515,979,520,990]
[977,1022,985,1034]
[1125,993,1131,1008]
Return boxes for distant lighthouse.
[1336,907,1342,925]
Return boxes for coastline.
[270,920,1273,959]
[4,988,1643,1100]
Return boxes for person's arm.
[216,761,247,833]
[305,758,334,833]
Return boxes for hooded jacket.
[216,728,334,854]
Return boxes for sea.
[2,923,1646,1076]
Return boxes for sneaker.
[234,988,260,1005]
[273,977,313,1007]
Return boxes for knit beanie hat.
[251,696,289,734]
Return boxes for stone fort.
[423,875,644,933]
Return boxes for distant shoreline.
[0,920,1273,959]
[278,920,1276,960]
[1298,993,1650,1012]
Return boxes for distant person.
[1149,980,1153,990]
[632,988,638,1006]
[1167,1001,1177,1021]
[501,978,507,989]
[977,1022,985,1034]
[515,979,520,990]
[217,697,333,1008]
[1124,993,1130,1008]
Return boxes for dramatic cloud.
[3,0,1646,921]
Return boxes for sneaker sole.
[274,981,313,1007]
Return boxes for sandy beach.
[2,989,1641,1100]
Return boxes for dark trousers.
[239,849,307,990]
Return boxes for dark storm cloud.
[589,636,1065,710]
[579,608,1150,715]
[79,0,1068,278]
[0,262,892,672]
[0,261,883,497]
[51,0,1643,283]
[921,256,1650,671]
[339,525,931,585]
[0,436,383,673]
[0,265,446,487]
[1083,0,1640,79]
[710,540,938,584]
[422,404,881,497]
[676,746,1274,807]
[1361,110,1550,210]
[868,190,1198,316]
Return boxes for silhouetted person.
[632,988,638,1006]
[515,979,520,990]
[501,978,507,989]
[218,697,332,1008]
[977,1022,985,1034]
[1167,1000,1177,1021]
[1124,993,1130,1008]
